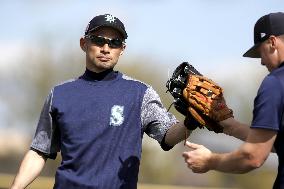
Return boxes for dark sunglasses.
[85,35,124,49]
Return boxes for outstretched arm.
[164,122,190,147]
[182,128,276,174]
[220,118,276,152]
[164,117,250,149]
[221,117,250,141]
[10,150,47,189]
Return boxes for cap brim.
[243,43,261,58]
[88,25,128,39]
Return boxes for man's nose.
[101,43,110,53]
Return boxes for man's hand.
[182,141,212,173]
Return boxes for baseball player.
[182,12,284,189]
[10,14,191,189]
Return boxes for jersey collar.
[80,68,117,81]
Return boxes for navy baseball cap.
[85,14,128,39]
[243,12,284,58]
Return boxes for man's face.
[259,37,279,72]
[80,27,125,73]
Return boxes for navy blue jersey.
[251,64,284,189]
[30,69,177,189]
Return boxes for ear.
[120,44,126,56]
[80,37,87,52]
[268,35,277,49]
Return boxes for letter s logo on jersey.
[109,105,124,127]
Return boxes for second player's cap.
[85,14,128,39]
[243,12,284,58]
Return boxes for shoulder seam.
[121,74,150,88]
[54,78,77,88]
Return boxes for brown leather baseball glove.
[183,74,233,132]
[166,62,233,133]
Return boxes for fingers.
[188,107,205,126]
[182,151,189,159]
[182,141,211,173]
[187,75,223,97]
[194,75,219,87]
[182,148,204,173]
[185,141,203,150]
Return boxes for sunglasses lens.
[90,36,106,47]
[109,39,123,48]
[87,36,123,48]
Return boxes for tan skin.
[80,27,126,73]
[182,35,284,174]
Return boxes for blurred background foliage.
[0,36,277,189]
[0,1,282,188]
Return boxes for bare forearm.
[210,150,257,174]
[165,122,190,146]
[221,118,276,153]
[217,119,260,172]
[10,150,46,189]
[184,128,275,174]
[220,118,250,141]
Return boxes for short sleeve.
[251,75,284,131]
[141,87,178,143]
[30,89,60,159]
